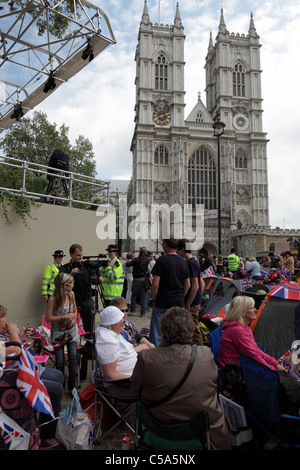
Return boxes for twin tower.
[127,1,269,257]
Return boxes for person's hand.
[19,328,30,342]
[43,295,49,301]
[71,267,80,273]
[99,276,104,283]
[140,337,155,348]
[139,343,150,350]
[68,318,76,328]
[275,363,286,371]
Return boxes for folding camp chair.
[207,327,246,404]
[93,333,138,445]
[38,314,89,387]
[239,353,300,449]
[207,326,221,366]
[135,401,210,450]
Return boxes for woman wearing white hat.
[95,306,150,384]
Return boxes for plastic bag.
[55,388,93,450]
[278,341,300,381]
[0,409,30,450]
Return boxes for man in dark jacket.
[60,243,94,337]
[126,248,150,317]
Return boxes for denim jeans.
[40,368,64,438]
[54,340,78,391]
[150,304,184,346]
[130,278,150,316]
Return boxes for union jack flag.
[268,283,300,301]
[260,268,270,276]
[202,266,214,277]
[17,347,54,418]
[241,278,253,289]
[0,422,25,450]
[278,268,290,282]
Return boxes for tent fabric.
[267,282,300,301]
[242,291,268,311]
[244,283,270,294]
[202,278,241,317]
[251,293,298,360]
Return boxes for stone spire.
[248,12,259,39]
[141,0,150,25]
[208,30,213,51]
[218,8,229,36]
[174,1,183,29]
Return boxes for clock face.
[153,108,171,126]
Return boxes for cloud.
[33,0,300,229]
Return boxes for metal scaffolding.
[0,0,116,131]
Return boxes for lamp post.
[212,117,225,270]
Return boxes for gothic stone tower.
[129,3,270,256]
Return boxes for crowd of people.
[1,239,300,450]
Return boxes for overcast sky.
[34,0,300,230]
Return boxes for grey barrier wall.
[0,202,114,328]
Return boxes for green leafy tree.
[0,110,97,200]
[1,0,79,38]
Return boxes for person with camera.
[99,244,125,307]
[60,243,94,337]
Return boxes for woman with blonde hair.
[45,272,79,392]
[218,296,285,371]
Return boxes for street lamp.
[212,117,225,268]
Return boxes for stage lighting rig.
[81,37,94,62]
[43,72,56,93]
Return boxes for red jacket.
[218,321,279,370]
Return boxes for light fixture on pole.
[212,116,225,268]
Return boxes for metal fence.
[0,155,110,208]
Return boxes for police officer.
[227,248,240,273]
[99,244,125,307]
[41,250,65,301]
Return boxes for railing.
[0,155,110,208]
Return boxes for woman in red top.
[218,296,285,371]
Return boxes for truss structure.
[0,0,116,132]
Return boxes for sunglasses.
[120,308,129,313]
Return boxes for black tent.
[202,278,241,317]
[250,283,300,359]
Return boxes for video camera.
[82,254,109,284]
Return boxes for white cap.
[100,306,124,326]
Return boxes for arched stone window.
[233,63,246,97]
[155,54,168,91]
[188,147,216,209]
[235,147,247,169]
[154,145,168,166]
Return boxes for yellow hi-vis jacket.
[100,258,125,302]
[41,262,61,296]
[227,254,240,272]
